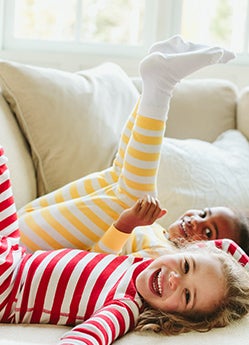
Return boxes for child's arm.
[0,147,20,243]
[0,146,22,250]
[59,299,139,345]
[0,147,24,302]
[203,239,249,272]
[91,195,166,254]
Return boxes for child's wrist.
[114,221,133,234]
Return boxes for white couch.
[0,59,249,345]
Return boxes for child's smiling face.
[167,207,239,243]
[136,251,225,315]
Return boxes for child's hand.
[114,195,167,234]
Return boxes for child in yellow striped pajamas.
[18,36,234,253]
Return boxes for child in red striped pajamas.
[1,148,249,343]
[17,36,249,258]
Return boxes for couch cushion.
[0,93,36,209]
[166,79,238,141]
[0,60,139,195]
[132,78,238,142]
[157,129,249,229]
[1,316,249,345]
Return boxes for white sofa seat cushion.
[0,60,139,195]
[157,129,249,229]
[0,314,249,345]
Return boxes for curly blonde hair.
[135,246,249,335]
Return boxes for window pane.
[181,0,248,52]
[80,0,145,45]
[14,0,77,40]
[12,0,145,45]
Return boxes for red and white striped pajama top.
[1,144,249,345]
[0,147,152,345]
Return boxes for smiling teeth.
[153,270,162,296]
[157,271,162,296]
[181,219,187,235]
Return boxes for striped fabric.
[18,101,166,253]
[208,239,249,272]
[121,224,249,271]
[0,148,25,321]
[0,146,248,345]
[0,146,152,345]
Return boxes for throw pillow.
[0,60,139,195]
[157,129,249,229]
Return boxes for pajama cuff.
[99,224,131,253]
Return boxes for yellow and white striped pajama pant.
[18,101,166,252]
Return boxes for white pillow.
[157,130,249,229]
[0,60,139,195]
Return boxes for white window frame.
[1,0,249,72]
[1,0,177,56]
[0,0,183,71]
[0,0,4,48]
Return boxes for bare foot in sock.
[138,46,223,119]
[149,35,200,54]
[141,47,223,85]
[149,35,235,64]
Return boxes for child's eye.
[184,259,189,274]
[203,227,213,239]
[200,209,207,218]
[185,289,191,305]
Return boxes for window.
[180,0,249,54]
[13,0,145,45]
[1,0,249,67]
[2,0,158,56]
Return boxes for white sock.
[138,47,223,120]
[149,35,236,64]
[149,35,203,54]
[188,42,235,63]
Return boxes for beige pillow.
[165,79,238,141]
[0,60,139,195]
[157,129,249,229]
[132,77,238,142]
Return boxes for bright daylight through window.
[10,0,145,45]
[1,0,249,58]
[180,0,249,54]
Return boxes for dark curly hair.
[234,209,249,256]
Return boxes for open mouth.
[151,269,162,296]
[179,219,188,238]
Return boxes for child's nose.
[168,271,180,291]
[185,215,197,229]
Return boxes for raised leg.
[18,39,230,253]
